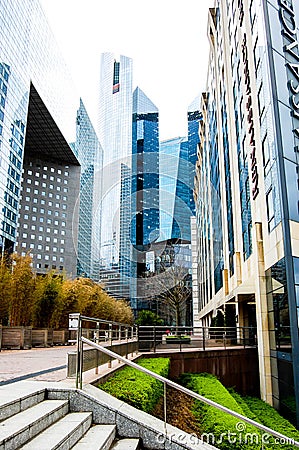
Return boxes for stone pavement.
[0,345,140,386]
[0,346,73,385]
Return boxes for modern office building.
[159,136,197,243]
[0,0,99,278]
[193,0,299,425]
[131,87,159,307]
[98,53,133,299]
[75,99,102,280]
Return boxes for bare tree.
[143,263,192,331]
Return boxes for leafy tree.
[9,253,36,326]
[33,272,62,327]
[136,310,164,326]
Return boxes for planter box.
[32,329,53,347]
[0,326,32,349]
[166,336,191,344]
[53,330,69,345]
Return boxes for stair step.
[20,412,92,449]
[72,424,116,450]
[111,438,140,449]
[0,399,68,449]
[0,386,45,422]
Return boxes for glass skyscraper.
[159,136,196,243]
[131,86,159,307]
[98,53,133,299]
[0,0,84,276]
[75,99,103,280]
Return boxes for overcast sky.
[40,0,213,141]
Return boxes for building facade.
[0,0,83,276]
[75,99,102,280]
[98,53,133,299]
[131,87,159,308]
[193,0,299,425]
[159,136,197,243]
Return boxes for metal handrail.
[79,336,299,447]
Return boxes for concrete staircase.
[0,385,140,450]
[0,382,216,450]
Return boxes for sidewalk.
[0,345,140,386]
[0,346,72,385]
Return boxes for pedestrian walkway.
[0,345,140,386]
[0,346,73,385]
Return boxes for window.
[266,189,274,231]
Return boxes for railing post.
[118,325,121,342]
[153,326,156,353]
[202,326,205,351]
[164,381,167,435]
[108,323,113,368]
[72,313,81,390]
[125,326,128,358]
[79,331,84,389]
[243,327,246,348]
[95,321,100,375]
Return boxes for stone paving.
[0,346,72,384]
[0,345,140,386]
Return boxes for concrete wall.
[148,348,259,396]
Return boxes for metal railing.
[68,313,138,387]
[77,336,299,448]
[138,325,257,352]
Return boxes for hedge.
[240,395,299,449]
[98,357,170,413]
[181,373,260,450]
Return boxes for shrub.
[240,396,299,448]
[181,373,260,450]
[99,357,170,413]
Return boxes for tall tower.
[75,99,103,280]
[98,53,133,299]
[131,87,159,309]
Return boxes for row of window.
[25,181,68,191]
[20,242,64,253]
[27,163,69,175]
[21,230,65,238]
[24,194,67,202]
[21,251,64,264]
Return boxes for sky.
[40,0,214,141]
